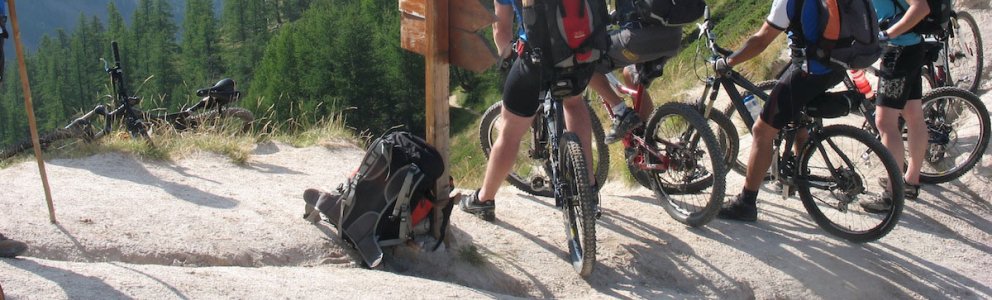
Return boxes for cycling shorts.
[502,56,594,117]
[762,65,845,129]
[877,43,926,109]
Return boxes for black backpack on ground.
[302,131,452,268]
[632,0,706,27]
[889,0,952,36]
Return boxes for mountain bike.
[597,64,727,227]
[479,99,609,198]
[697,8,905,242]
[0,42,254,161]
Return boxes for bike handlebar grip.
[716,46,733,57]
[112,41,121,64]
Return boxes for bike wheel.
[722,80,776,176]
[189,107,255,133]
[559,132,596,277]
[917,87,990,183]
[947,11,983,93]
[628,110,738,190]
[479,101,608,197]
[643,102,726,227]
[797,124,904,243]
[0,129,80,161]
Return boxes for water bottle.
[848,69,875,99]
[743,94,762,123]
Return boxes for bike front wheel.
[947,11,983,93]
[559,132,597,277]
[798,124,904,243]
[917,87,990,183]
[479,101,609,197]
[0,129,79,161]
[189,107,255,133]
[643,102,727,227]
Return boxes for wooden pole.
[425,0,449,238]
[7,0,57,224]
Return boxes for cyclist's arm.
[884,0,929,38]
[493,0,515,58]
[726,22,782,67]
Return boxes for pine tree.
[181,0,222,90]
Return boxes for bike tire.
[917,87,990,183]
[189,107,255,133]
[948,11,983,93]
[559,132,596,277]
[479,101,609,197]
[0,129,79,161]
[722,80,776,176]
[644,102,726,227]
[797,124,904,243]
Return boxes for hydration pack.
[790,0,883,70]
[302,131,451,268]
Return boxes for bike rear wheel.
[947,11,983,93]
[917,87,990,183]
[643,102,726,227]
[798,124,904,243]
[479,101,609,197]
[559,132,597,277]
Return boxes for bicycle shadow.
[699,198,991,299]
[49,153,238,209]
[909,182,992,239]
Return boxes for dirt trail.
[1,7,991,299]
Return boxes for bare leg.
[901,99,926,185]
[876,105,905,189]
[744,118,781,191]
[479,108,534,201]
[563,95,596,184]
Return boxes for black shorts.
[877,43,927,109]
[762,65,845,129]
[502,56,594,117]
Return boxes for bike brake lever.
[100,58,109,72]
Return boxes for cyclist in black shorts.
[713,0,846,222]
[460,0,600,220]
[861,0,930,212]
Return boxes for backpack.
[790,0,883,70]
[890,0,952,36]
[632,0,706,27]
[520,0,610,70]
[302,131,451,268]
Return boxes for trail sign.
[400,0,497,72]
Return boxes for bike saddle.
[635,57,670,85]
[196,78,237,97]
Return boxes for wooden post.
[7,0,57,224]
[424,0,450,227]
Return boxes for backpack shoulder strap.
[787,0,807,44]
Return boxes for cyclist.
[589,0,684,144]
[861,0,930,212]
[713,0,849,222]
[460,0,606,220]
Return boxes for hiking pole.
[6,0,57,224]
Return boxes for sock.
[611,102,628,117]
[740,188,758,205]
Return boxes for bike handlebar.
[112,41,121,67]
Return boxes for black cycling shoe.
[860,191,893,214]
[460,190,495,221]
[605,108,643,144]
[717,194,758,222]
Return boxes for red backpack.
[521,0,609,70]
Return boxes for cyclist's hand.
[878,30,891,43]
[714,57,732,77]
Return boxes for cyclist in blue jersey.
[861,0,930,212]
[714,0,848,222]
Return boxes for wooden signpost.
[6,0,57,223]
[399,0,496,229]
